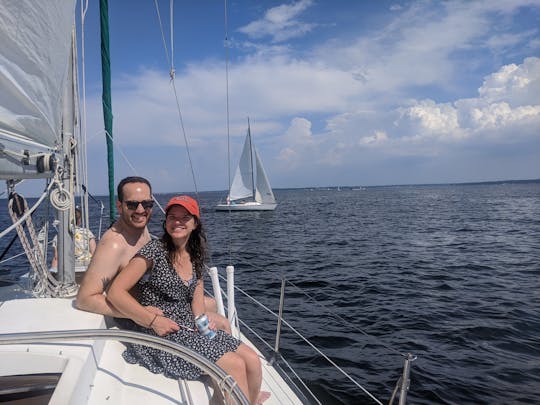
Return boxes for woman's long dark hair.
[161,218,208,279]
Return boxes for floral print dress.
[121,239,241,380]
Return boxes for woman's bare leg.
[216,352,249,401]
[236,344,263,404]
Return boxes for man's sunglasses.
[124,200,154,210]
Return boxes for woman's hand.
[206,313,217,330]
[207,312,231,334]
[150,315,180,337]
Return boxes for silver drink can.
[195,313,216,339]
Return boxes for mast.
[100,0,116,224]
[57,31,77,289]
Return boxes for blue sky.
[71,0,540,195]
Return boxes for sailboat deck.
[0,298,302,404]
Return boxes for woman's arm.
[107,256,156,327]
[108,255,180,336]
[191,279,205,318]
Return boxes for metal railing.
[0,328,249,404]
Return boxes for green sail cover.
[100,0,116,224]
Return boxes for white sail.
[0,0,76,178]
[254,148,276,204]
[228,127,254,201]
[0,0,78,290]
[218,120,277,211]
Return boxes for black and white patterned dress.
[121,239,241,380]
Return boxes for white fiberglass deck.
[0,298,302,404]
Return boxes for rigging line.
[170,81,199,196]
[224,0,232,264]
[103,130,166,215]
[79,0,90,232]
[154,0,198,196]
[0,236,55,267]
[72,42,90,235]
[0,234,19,262]
[154,0,172,68]
[237,318,322,405]
[225,273,383,405]
[0,183,53,239]
[284,278,406,358]
[169,0,174,71]
[231,256,406,358]
[271,354,323,405]
[213,267,372,402]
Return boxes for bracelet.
[148,314,159,328]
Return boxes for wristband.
[148,314,158,328]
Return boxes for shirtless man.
[76,176,154,317]
[76,176,228,332]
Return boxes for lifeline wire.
[153,0,199,197]
[215,271,384,405]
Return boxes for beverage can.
[195,313,216,339]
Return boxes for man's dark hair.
[117,176,152,202]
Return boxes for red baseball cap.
[165,195,200,218]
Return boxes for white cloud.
[276,117,319,167]
[280,55,540,185]
[238,0,315,42]
[478,56,540,105]
[359,131,389,146]
[86,2,540,192]
[380,57,539,146]
[400,101,459,135]
[469,102,540,129]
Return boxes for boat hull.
[215,202,277,211]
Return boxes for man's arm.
[75,236,126,317]
[88,235,97,255]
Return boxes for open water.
[1,181,539,404]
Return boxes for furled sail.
[0,0,76,179]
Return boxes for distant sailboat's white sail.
[254,148,276,204]
[0,0,76,178]
[217,119,276,211]
[228,128,254,201]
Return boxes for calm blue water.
[1,181,539,404]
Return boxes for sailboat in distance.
[216,119,277,211]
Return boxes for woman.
[107,195,266,404]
